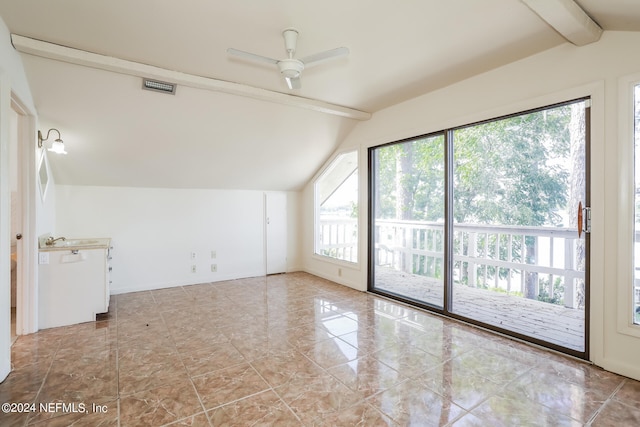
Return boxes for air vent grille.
[142,78,176,95]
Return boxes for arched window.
[314,151,358,263]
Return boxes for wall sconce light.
[38,128,67,154]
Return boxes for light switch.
[39,252,49,264]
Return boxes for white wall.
[285,191,303,272]
[55,185,300,294]
[302,31,640,381]
[0,15,37,379]
[0,24,33,113]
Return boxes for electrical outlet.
[211,264,217,272]
[191,265,196,273]
[190,252,197,260]
[39,252,49,265]
[211,250,216,259]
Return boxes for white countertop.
[39,237,112,252]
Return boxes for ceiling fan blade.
[227,48,279,65]
[300,47,349,67]
[285,76,301,90]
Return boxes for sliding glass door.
[369,99,590,358]
[370,134,445,308]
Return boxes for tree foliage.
[372,101,586,306]
[374,104,576,227]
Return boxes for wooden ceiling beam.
[11,34,371,121]
[522,0,602,46]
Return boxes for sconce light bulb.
[48,139,67,154]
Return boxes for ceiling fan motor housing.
[282,27,299,55]
[278,58,304,78]
[227,27,347,89]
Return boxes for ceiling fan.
[227,28,349,90]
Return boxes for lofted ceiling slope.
[0,0,638,190]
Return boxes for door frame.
[0,71,9,380]
[368,97,592,360]
[264,192,287,275]
[11,95,37,336]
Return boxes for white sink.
[55,239,101,247]
[40,237,111,251]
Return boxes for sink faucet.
[45,236,66,246]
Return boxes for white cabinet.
[39,244,112,329]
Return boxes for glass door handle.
[578,202,583,238]
[578,201,591,237]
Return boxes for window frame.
[313,149,360,265]
[617,72,640,337]
[368,97,592,359]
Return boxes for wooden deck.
[374,267,585,352]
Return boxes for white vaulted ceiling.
[0,0,638,190]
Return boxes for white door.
[265,192,287,275]
[0,72,10,380]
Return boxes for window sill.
[312,253,360,270]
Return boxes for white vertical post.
[494,234,500,289]
[469,232,477,287]
[534,236,540,297]
[520,235,526,294]
[564,238,576,308]
[406,224,414,274]
[507,234,513,292]
[549,237,555,300]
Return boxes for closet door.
[265,192,287,275]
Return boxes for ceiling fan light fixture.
[285,76,301,90]
[278,59,304,79]
[282,69,300,78]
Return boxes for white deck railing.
[319,218,590,309]
[374,220,586,309]
[317,218,358,263]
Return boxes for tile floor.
[1,272,639,426]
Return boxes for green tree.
[453,107,572,299]
[453,109,570,227]
[373,101,585,303]
[375,107,572,225]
